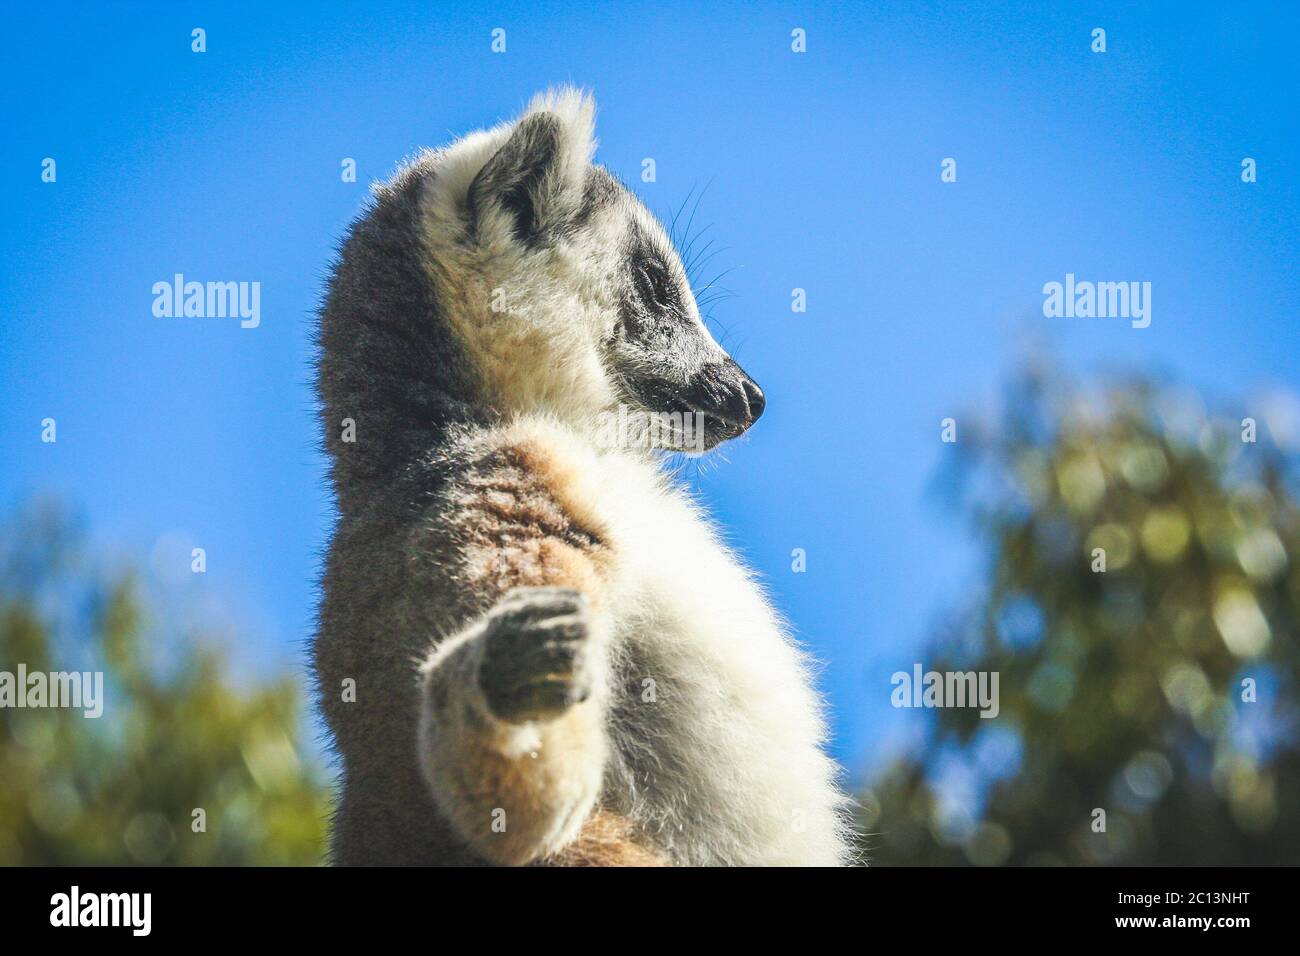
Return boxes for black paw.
[477,587,597,723]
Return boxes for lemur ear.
[468,91,595,245]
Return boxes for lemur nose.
[742,377,766,423]
[712,357,765,425]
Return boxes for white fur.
[524,415,852,864]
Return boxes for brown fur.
[455,441,611,598]
[536,811,669,867]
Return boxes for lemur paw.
[477,587,599,724]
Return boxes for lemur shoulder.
[314,88,852,866]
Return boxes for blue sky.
[2,1,1297,776]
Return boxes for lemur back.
[314,89,852,866]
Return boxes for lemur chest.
[490,422,800,708]
[579,453,781,655]
[579,454,805,721]
[504,428,833,862]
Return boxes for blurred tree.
[0,501,328,865]
[863,363,1299,865]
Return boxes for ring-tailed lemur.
[314,88,851,865]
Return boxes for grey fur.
[314,161,489,864]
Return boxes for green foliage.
[0,502,329,865]
[862,365,1300,864]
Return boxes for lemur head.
[407,87,764,452]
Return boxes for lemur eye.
[638,260,676,309]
